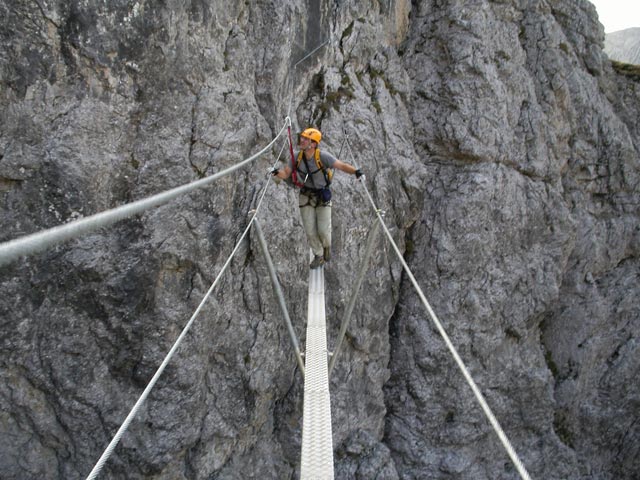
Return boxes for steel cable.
[344,136,533,480]
[0,118,291,267]
[85,125,289,480]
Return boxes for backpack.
[296,149,333,187]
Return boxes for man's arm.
[333,159,363,178]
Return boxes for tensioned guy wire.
[344,137,533,480]
[85,128,287,480]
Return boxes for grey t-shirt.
[295,149,336,189]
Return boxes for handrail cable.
[0,117,291,267]
[285,39,328,121]
[328,218,380,376]
[253,218,305,377]
[84,125,288,480]
[343,137,533,480]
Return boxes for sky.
[588,0,640,33]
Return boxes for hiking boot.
[310,255,325,269]
[323,246,331,262]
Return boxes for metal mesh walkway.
[300,265,334,479]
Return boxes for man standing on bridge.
[271,127,363,269]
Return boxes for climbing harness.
[287,135,333,194]
[296,148,333,186]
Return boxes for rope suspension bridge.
[0,116,532,480]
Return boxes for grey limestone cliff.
[0,1,638,479]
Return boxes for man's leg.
[317,205,332,261]
[299,195,323,257]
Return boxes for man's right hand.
[270,167,280,176]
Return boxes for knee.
[318,230,331,245]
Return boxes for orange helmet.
[300,127,322,144]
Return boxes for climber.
[271,127,363,269]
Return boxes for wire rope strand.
[286,39,328,122]
[328,219,380,375]
[344,138,532,480]
[0,117,291,267]
[85,125,285,480]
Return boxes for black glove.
[355,168,363,179]
[270,167,280,176]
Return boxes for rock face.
[605,28,640,64]
[0,1,638,479]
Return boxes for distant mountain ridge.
[605,27,640,64]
